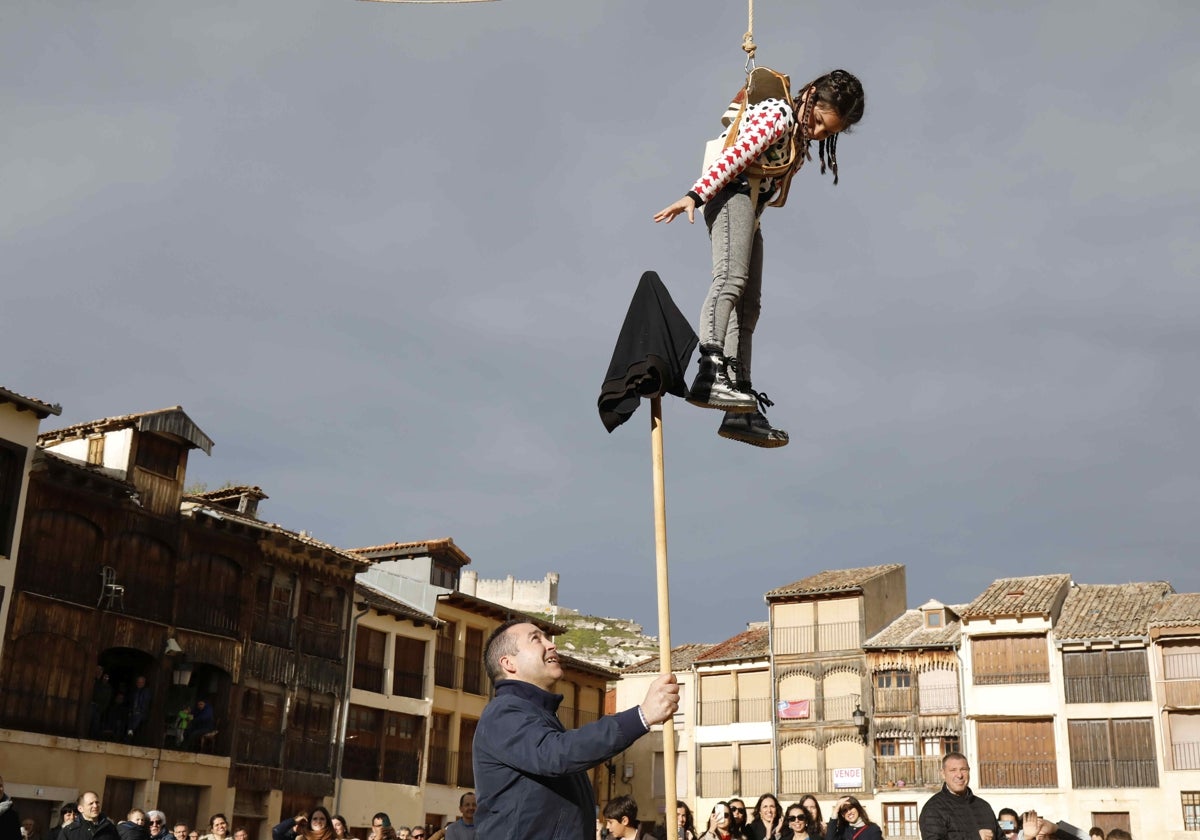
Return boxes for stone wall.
[459,570,559,613]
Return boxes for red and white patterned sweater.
[688,98,796,206]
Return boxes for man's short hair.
[459,792,475,807]
[942,751,968,767]
[1106,830,1131,840]
[603,796,638,826]
[484,619,527,683]
[1089,829,1104,839]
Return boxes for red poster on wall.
[777,699,810,719]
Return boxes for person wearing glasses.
[781,806,809,840]
[699,803,736,840]
[409,830,426,840]
[725,802,748,840]
[145,814,168,840]
[832,800,879,840]
[474,620,679,840]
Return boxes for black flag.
[597,271,698,432]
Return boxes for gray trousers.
[700,189,763,384]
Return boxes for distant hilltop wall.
[460,570,559,613]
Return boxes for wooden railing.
[979,759,1057,788]
[774,621,860,654]
[699,698,772,725]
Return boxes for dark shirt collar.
[943,783,975,800]
[496,679,564,713]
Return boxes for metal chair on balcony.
[98,566,126,610]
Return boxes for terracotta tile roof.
[766,564,904,599]
[349,537,472,567]
[355,580,441,627]
[960,574,1071,619]
[559,652,622,680]
[180,499,371,571]
[191,485,269,502]
[39,405,214,455]
[623,643,713,674]
[1055,582,1174,640]
[1148,593,1200,629]
[695,625,769,663]
[35,449,135,491]
[864,603,966,649]
[0,386,62,419]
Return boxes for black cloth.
[61,818,119,840]
[598,271,698,432]
[116,823,148,840]
[473,679,648,840]
[0,796,21,840]
[918,785,1001,840]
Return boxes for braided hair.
[794,69,865,184]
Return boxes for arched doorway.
[97,646,156,743]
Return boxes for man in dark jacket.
[60,793,119,840]
[918,753,1002,840]
[0,776,21,840]
[473,620,679,840]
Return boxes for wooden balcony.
[286,735,331,774]
[296,619,342,660]
[1161,678,1200,708]
[701,768,778,798]
[699,698,773,725]
[178,596,241,638]
[775,621,861,655]
[1172,740,1200,770]
[235,729,284,766]
[979,759,1057,788]
[251,612,293,648]
[875,686,914,714]
[874,756,943,788]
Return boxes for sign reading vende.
[833,767,863,789]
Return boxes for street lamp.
[172,661,193,686]
[852,703,868,741]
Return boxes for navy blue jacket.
[474,680,649,840]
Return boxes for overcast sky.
[5,1,1198,645]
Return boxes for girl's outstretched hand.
[654,195,696,224]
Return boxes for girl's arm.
[688,102,795,205]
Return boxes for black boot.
[717,380,789,448]
[686,347,757,413]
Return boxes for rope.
[742,0,756,62]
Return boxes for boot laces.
[751,389,775,413]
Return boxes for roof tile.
[864,604,966,649]
[960,574,1071,619]
[623,643,713,674]
[695,626,769,663]
[1149,592,1200,628]
[766,564,904,599]
[1055,582,1174,640]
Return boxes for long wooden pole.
[650,396,677,828]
